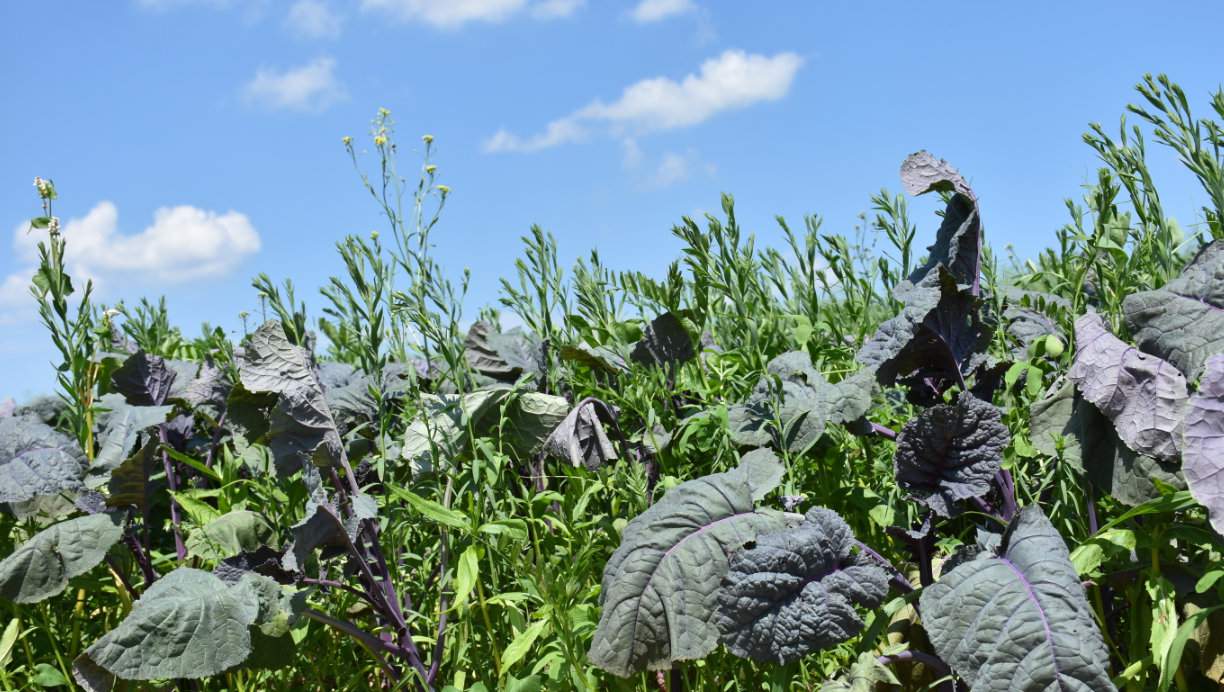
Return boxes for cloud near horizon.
[360,0,583,28]
[484,49,803,153]
[1,202,260,322]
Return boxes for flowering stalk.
[28,178,101,458]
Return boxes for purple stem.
[916,536,934,587]
[854,540,914,594]
[969,495,1003,522]
[995,468,1018,521]
[123,532,157,586]
[1087,486,1099,535]
[877,649,952,678]
[203,410,227,470]
[871,422,897,440]
[158,427,187,561]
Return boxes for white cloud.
[630,0,694,23]
[484,49,803,153]
[135,0,232,10]
[621,138,643,168]
[484,118,588,154]
[360,0,580,28]
[1,202,260,322]
[652,152,690,186]
[286,0,343,38]
[243,57,345,112]
[531,0,583,18]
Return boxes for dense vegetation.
[2,74,1224,690]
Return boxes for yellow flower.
[378,107,391,117]
[422,134,434,144]
[425,165,437,175]
[436,184,450,194]
[374,135,387,147]
[342,135,353,146]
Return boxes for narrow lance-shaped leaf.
[1069,313,1188,462]
[588,449,791,677]
[920,505,1115,691]
[1183,354,1224,537]
[714,507,889,663]
[894,392,1008,517]
[1123,239,1224,380]
[0,513,124,603]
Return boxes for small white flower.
[47,216,60,234]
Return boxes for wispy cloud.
[629,0,694,23]
[242,56,345,112]
[361,0,581,28]
[485,49,803,153]
[1,202,260,323]
[286,0,343,39]
[531,0,584,19]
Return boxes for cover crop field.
[3,74,1224,691]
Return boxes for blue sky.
[2,1,1222,398]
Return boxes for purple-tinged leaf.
[1123,239,1224,380]
[894,392,1008,517]
[920,506,1115,691]
[1069,313,1188,462]
[588,449,791,677]
[714,507,888,663]
[1183,355,1224,537]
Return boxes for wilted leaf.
[503,392,570,456]
[282,492,377,572]
[92,394,172,473]
[401,388,509,475]
[920,506,1115,691]
[1123,239,1224,380]
[0,513,123,603]
[1070,313,1187,462]
[714,507,888,663]
[559,343,630,374]
[894,393,1008,517]
[544,398,619,470]
[894,151,981,296]
[588,449,791,676]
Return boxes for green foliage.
[5,76,1224,691]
